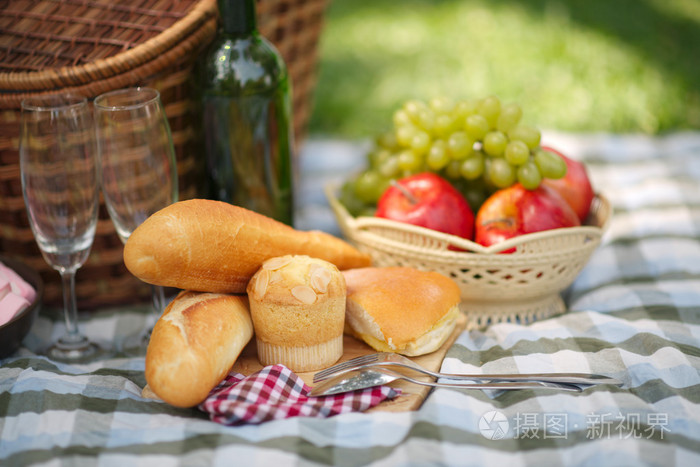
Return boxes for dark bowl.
[0,255,44,359]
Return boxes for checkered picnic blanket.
[1,132,699,466]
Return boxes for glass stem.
[151,285,166,318]
[60,269,83,344]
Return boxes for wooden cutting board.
[231,312,468,412]
[142,313,467,412]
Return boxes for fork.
[313,352,623,386]
[309,366,583,397]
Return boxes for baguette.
[124,199,371,294]
[145,291,253,408]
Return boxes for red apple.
[376,172,474,240]
[541,146,595,222]
[475,183,580,249]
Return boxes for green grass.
[307,0,700,138]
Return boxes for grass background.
[307,0,700,139]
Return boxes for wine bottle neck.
[218,0,257,34]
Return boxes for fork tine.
[314,354,378,379]
[313,353,379,382]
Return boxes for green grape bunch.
[340,95,567,217]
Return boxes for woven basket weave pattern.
[0,0,327,308]
[327,186,610,328]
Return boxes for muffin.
[247,255,346,372]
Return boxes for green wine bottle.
[196,0,295,225]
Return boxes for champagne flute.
[94,87,178,355]
[19,93,103,363]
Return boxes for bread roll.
[343,267,461,356]
[247,255,346,372]
[145,291,253,408]
[124,199,371,294]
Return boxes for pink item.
[0,262,36,303]
[0,277,10,301]
[0,293,30,326]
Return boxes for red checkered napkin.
[199,364,400,425]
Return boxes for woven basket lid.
[0,0,218,91]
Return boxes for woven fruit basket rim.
[325,184,610,255]
[325,184,611,328]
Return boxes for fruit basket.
[326,185,610,329]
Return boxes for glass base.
[120,327,153,357]
[46,335,106,363]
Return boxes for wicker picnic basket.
[0,0,327,309]
[326,185,611,328]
